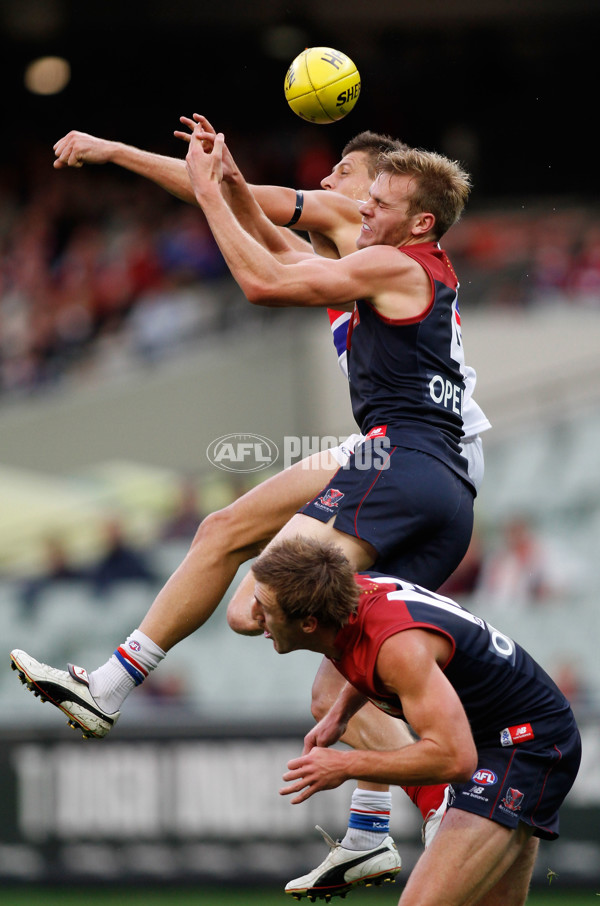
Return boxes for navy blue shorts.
[301,443,474,590]
[448,724,582,840]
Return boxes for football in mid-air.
[284,47,360,124]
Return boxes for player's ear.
[413,212,435,236]
[301,615,319,634]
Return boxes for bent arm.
[281,630,478,803]
[223,166,314,264]
[342,631,478,785]
[302,680,368,753]
[186,130,368,309]
[251,185,361,239]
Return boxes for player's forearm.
[340,737,476,787]
[108,143,198,205]
[198,187,294,304]
[223,173,295,258]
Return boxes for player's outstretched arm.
[53,130,197,205]
[176,115,302,261]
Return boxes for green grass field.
[0,887,597,906]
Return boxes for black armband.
[283,190,304,227]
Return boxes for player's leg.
[10,449,343,736]
[227,435,363,634]
[397,809,537,906]
[138,451,343,650]
[227,511,374,634]
[474,835,539,906]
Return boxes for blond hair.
[251,535,359,628]
[378,147,472,238]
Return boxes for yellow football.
[284,47,361,124]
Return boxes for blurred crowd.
[0,154,233,400]
[448,205,600,310]
[0,138,599,403]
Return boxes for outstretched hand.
[185,124,225,198]
[174,112,215,145]
[175,113,237,180]
[280,747,350,804]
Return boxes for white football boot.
[10,648,119,739]
[285,825,401,901]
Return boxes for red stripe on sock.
[117,646,148,677]
[350,808,391,816]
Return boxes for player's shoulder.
[353,243,425,276]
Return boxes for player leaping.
[11,122,488,900]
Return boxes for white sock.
[341,789,392,851]
[88,629,166,713]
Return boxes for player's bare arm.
[186,129,432,317]
[181,124,314,266]
[53,130,197,205]
[281,630,477,803]
[177,113,362,255]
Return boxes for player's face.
[320,151,372,202]
[252,582,304,654]
[356,173,421,249]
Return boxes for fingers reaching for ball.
[175,113,218,148]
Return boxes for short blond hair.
[378,148,472,239]
[251,535,359,628]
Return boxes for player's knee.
[226,599,262,636]
[191,504,258,558]
[310,679,337,723]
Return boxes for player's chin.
[270,637,290,655]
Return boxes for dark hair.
[378,147,472,239]
[342,131,410,179]
[251,535,359,628]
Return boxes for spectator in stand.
[160,478,207,542]
[474,515,565,608]
[88,518,159,597]
[17,536,88,617]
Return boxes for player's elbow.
[243,279,268,306]
[449,742,478,783]
[244,279,280,307]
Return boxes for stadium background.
[1,0,599,901]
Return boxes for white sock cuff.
[128,629,166,669]
[350,789,393,811]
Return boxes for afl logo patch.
[471,769,498,786]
